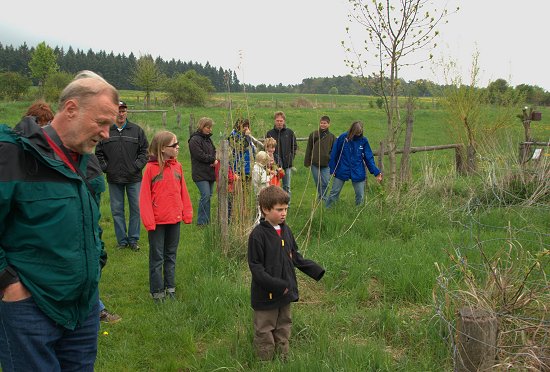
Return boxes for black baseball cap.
[119,101,127,108]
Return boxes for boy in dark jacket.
[247,185,325,361]
[304,115,336,201]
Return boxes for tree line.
[0,42,240,92]
[1,41,550,106]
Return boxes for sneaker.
[152,292,165,303]
[99,309,122,324]
[166,291,176,300]
[129,243,140,251]
[116,243,128,249]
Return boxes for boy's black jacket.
[248,220,325,310]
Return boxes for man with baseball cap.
[95,101,149,251]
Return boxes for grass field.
[1,92,549,371]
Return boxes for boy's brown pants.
[253,304,291,360]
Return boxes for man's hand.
[376,173,383,183]
[2,281,31,302]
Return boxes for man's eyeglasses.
[119,109,128,114]
[166,142,179,148]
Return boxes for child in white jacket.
[252,151,272,224]
[252,151,272,196]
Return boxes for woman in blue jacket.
[326,121,382,207]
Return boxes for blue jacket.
[329,132,380,182]
[228,130,255,175]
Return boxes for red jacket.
[214,162,236,193]
[140,158,193,231]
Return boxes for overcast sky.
[1,0,548,90]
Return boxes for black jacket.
[248,220,325,310]
[304,129,336,167]
[95,120,149,184]
[188,131,216,182]
[265,126,297,169]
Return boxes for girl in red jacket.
[139,131,193,302]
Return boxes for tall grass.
[1,94,549,370]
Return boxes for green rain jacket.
[0,118,102,330]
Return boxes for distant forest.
[1,41,549,104]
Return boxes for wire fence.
[433,155,549,370]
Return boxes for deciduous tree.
[344,0,457,189]
[28,41,59,95]
[131,55,164,108]
[441,52,521,174]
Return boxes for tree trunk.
[400,98,414,184]
[377,141,385,173]
[388,140,397,189]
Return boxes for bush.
[43,71,73,102]
[164,70,214,106]
[0,72,31,100]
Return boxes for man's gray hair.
[58,70,119,108]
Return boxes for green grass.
[1,92,549,371]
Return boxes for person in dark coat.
[95,101,149,251]
[265,111,297,199]
[248,185,325,361]
[304,115,336,201]
[188,117,218,225]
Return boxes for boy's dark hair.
[320,115,330,123]
[258,185,290,212]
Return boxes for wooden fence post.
[189,114,195,138]
[176,113,181,128]
[455,307,498,372]
[455,144,465,175]
[218,140,229,255]
[162,112,166,128]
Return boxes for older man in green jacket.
[0,70,119,371]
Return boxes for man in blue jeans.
[96,101,149,251]
[0,70,118,371]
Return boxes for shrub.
[164,70,214,106]
[43,71,73,102]
[0,72,31,100]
